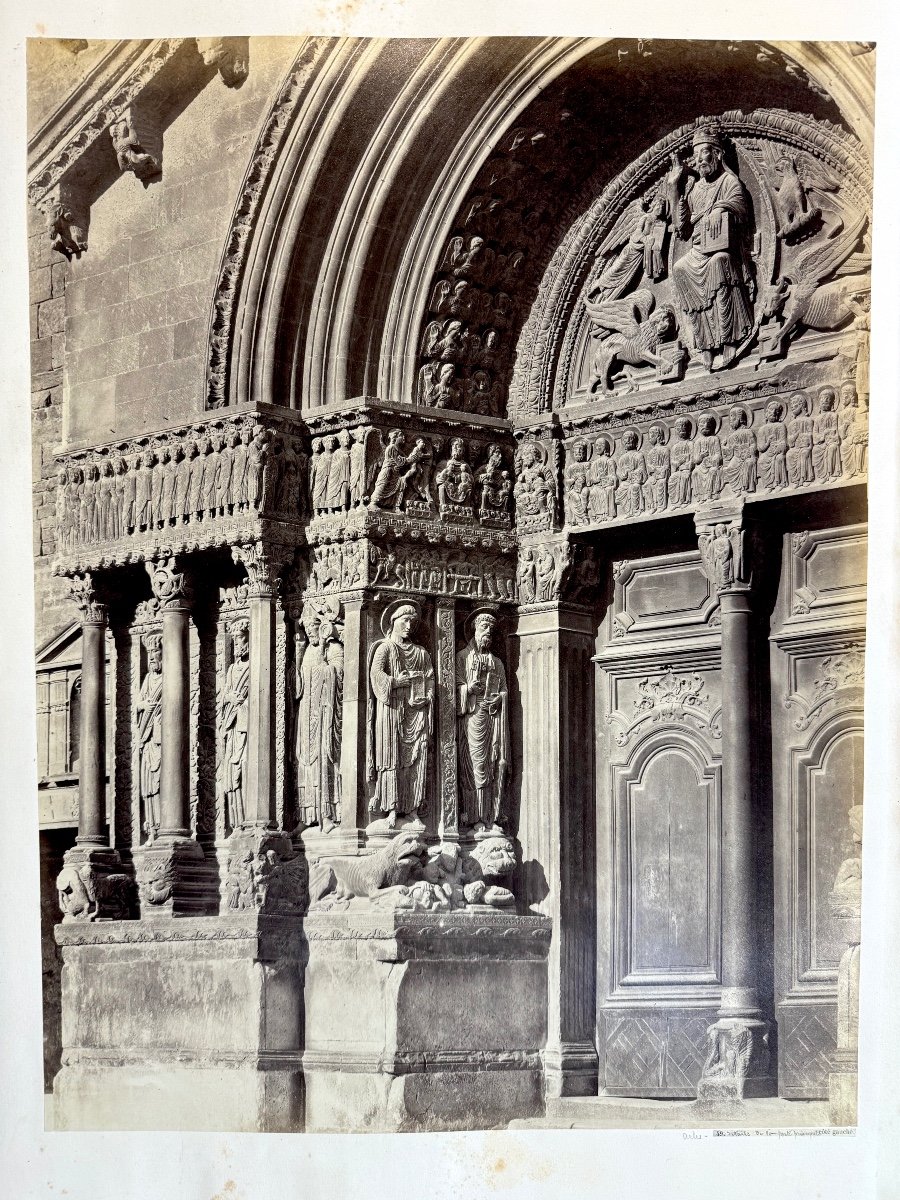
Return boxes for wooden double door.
[592,519,865,1099]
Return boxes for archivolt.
[204,37,873,416]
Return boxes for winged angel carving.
[577,120,870,397]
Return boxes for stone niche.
[53,910,549,1132]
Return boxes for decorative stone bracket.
[28,37,250,256]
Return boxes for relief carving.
[295,600,343,835]
[784,645,865,730]
[109,104,162,182]
[367,601,434,831]
[135,633,163,843]
[514,437,558,533]
[216,620,250,831]
[457,611,509,834]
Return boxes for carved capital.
[517,534,572,606]
[109,103,162,182]
[57,846,133,922]
[146,556,193,610]
[196,37,249,87]
[68,573,108,626]
[231,541,294,598]
[38,181,89,259]
[694,503,752,595]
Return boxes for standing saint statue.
[668,127,754,370]
[368,601,434,830]
[217,620,250,831]
[295,603,343,834]
[456,611,510,834]
[136,633,163,842]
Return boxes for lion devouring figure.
[308,832,518,911]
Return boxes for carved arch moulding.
[199,37,870,416]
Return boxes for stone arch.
[208,38,872,416]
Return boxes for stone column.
[694,506,773,1111]
[512,535,598,1099]
[225,542,305,915]
[56,574,132,922]
[337,590,368,851]
[136,558,205,917]
[434,597,459,843]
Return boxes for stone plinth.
[302,910,551,1132]
[53,914,304,1132]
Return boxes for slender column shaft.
[339,594,367,832]
[159,603,191,837]
[76,618,108,845]
[246,592,276,827]
[718,588,759,1017]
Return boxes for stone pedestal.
[302,911,551,1132]
[53,914,304,1132]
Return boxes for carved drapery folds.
[511,109,870,421]
[295,599,344,835]
[53,411,308,571]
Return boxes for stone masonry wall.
[30,38,302,648]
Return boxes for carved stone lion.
[57,863,134,922]
[309,831,427,907]
[461,836,517,907]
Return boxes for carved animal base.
[302,910,551,1131]
[52,915,305,1132]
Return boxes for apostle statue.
[295,602,343,834]
[136,633,163,842]
[456,611,509,834]
[217,620,250,831]
[368,601,434,830]
[668,127,754,370]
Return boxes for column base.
[56,845,135,922]
[135,837,215,917]
[544,1042,600,1098]
[828,1049,858,1126]
[693,1017,775,1117]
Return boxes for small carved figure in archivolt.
[217,620,250,831]
[368,601,434,831]
[296,602,343,835]
[457,611,510,835]
[136,634,163,842]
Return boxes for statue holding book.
[668,127,754,370]
[368,601,434,830]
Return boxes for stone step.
[509,1095,831,1130]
